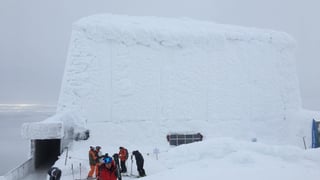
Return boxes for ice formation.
[24,14,315,146]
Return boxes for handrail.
[3,158,34,180]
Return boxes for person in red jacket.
[118,147,128,173]
[97,157,118,180]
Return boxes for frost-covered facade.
[58,14,302,126]
[24,14,311,150]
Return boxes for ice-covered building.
[59,14,301,124]
[17,14,316,179]
[56,14,308,142]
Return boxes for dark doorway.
[34,139,61,169]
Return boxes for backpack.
[125,148,129,160]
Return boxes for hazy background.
[0,109,54,175]
[0,0,319,109]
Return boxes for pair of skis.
[113,154,123,180]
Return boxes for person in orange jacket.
[118,147,128,173]
[87,146,98,179]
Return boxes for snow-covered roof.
[73,14,294,49]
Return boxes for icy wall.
[57,14,301,130]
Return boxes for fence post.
[71,163,74,180]
[65,147,69,166]
[79,163,82,179]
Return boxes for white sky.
[0,0,319,110]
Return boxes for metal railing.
[3,158,34,180]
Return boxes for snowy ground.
[52,121,320,180]
[0,108,319,180]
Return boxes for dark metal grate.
[166,133,203,146]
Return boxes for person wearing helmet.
[97,157,118,180]
[95,146,104,176]
[95,146,104,163]
[118,147,128,173]
[87,146,98,179]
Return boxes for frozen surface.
[22,121,63,139]
[56,14,310,146]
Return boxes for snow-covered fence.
[3,158,34,180]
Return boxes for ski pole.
[303,136,307,150]
[79,163,82,179]
[65,147,69,165]
[130,154,133,176]
[71,163,74,180]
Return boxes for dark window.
[167,133,203,146]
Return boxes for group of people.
[87,146,146,180]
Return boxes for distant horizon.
[0,103,56,113]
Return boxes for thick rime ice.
[53,14,312,145]
[21,121,63,139]
[59,14,300,123]
[21,112,88,140]
[22,14,316,146]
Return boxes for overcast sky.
[0,0,319,110]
